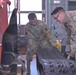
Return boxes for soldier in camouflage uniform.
[51,7,76,60]
[25,13,57,75]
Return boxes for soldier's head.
[51,7,65,24]
[28,12,37,25]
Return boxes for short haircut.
[51,7,65,15]
[28,12,36,20]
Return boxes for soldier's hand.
[65,50,71,55]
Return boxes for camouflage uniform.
[63,11,76,60]
[24,20,56,74]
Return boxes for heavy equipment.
[0,1,26,75]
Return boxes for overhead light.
[54,0,61,4]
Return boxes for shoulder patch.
[45,28,48,31]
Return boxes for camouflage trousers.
[70,43,76,60]
[68,50,76,60]
[26,49,36,75]
[70,35,76,60]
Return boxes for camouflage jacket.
[63,11,76,51]
[24,20,56,52]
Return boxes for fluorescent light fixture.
[54,0,61,4]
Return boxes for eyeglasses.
[54,11,61,20]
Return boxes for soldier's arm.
[42,22,57,47]
[25,27,37,60]
[65,17,73,52]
